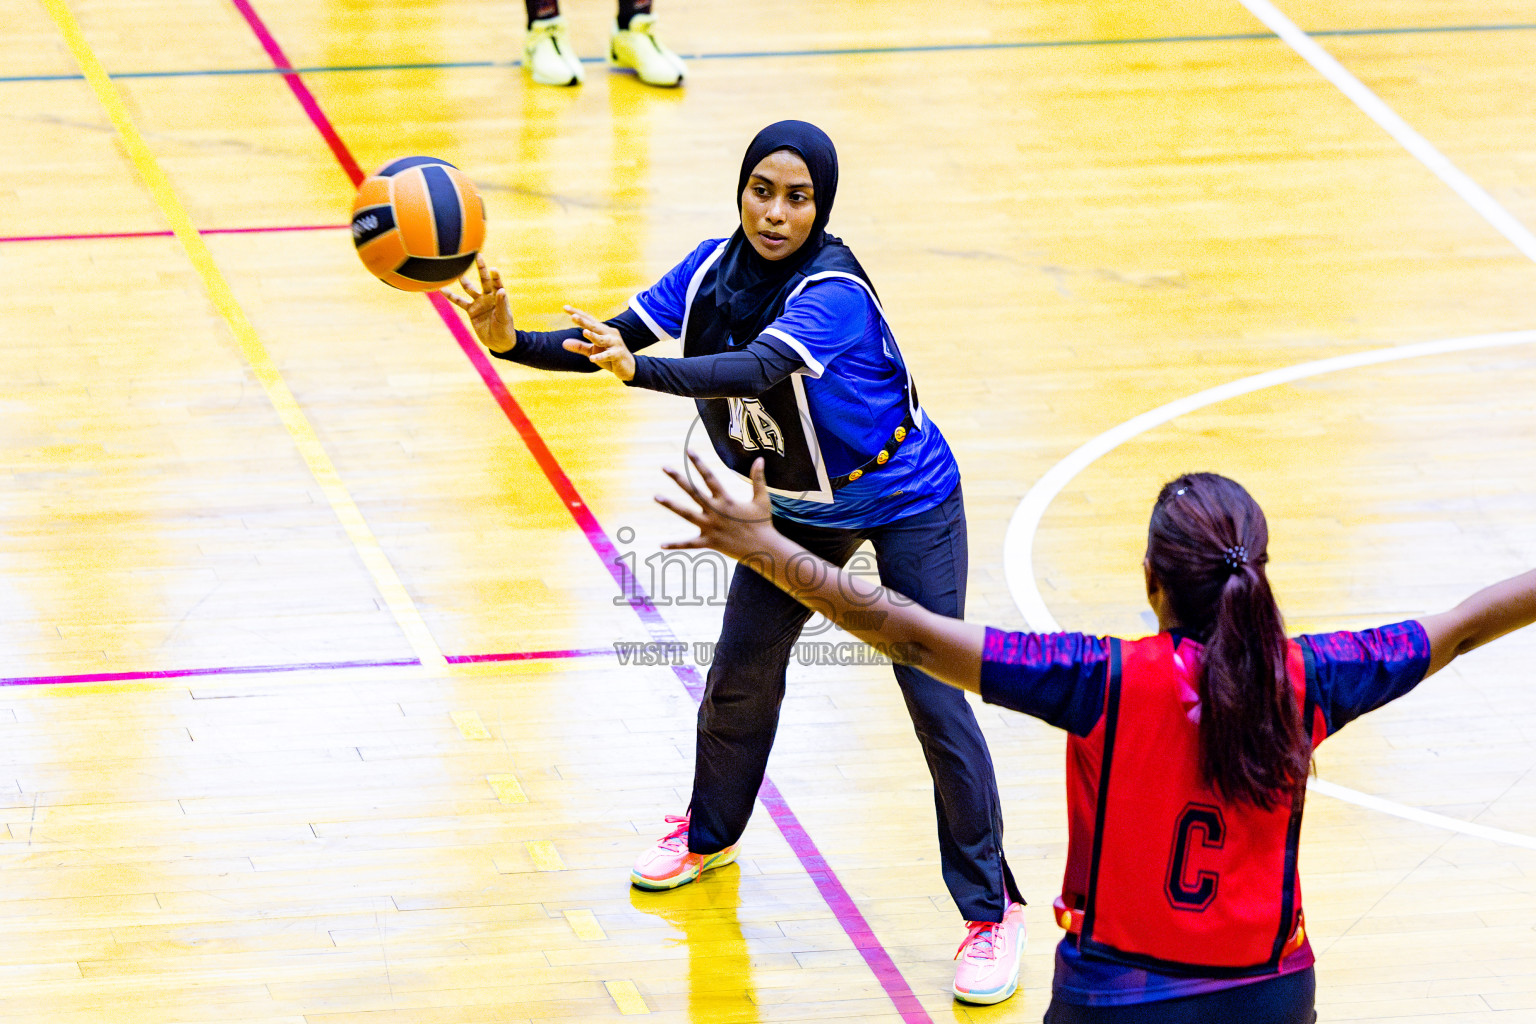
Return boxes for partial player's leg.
[867,483,1026,1005]
[630,519,861,890]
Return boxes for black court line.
[1,22,1532,84]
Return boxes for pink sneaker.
[952,901,1026,1004]
[630,814,739,891]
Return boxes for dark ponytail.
[1146,473,1309,810]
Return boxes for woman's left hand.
[561,305,635,381]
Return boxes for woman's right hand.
[656,454,776,563]
[442,256,516,353]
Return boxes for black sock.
[526,0,559,27]
[616,0,651,30]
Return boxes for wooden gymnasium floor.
[2,0,1534,1020]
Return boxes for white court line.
[1307,778,1536,851]
[1003,329,1536,631]
[1002,328,1536,846]
[1238,0,1536,264]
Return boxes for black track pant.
[685,484,1022,922]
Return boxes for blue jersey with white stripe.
[631,238,960,528]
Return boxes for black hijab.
[711,120,848,345]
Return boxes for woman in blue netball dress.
[655,458,1536,1023]
[446,120,1027,1005]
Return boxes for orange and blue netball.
[351,156,486,292]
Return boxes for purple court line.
[1,656,418,687]
[219,2,936,1017]
[427,298,937,1024]
[0,223,345,244]
[1,647,612,687]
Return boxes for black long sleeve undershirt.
[491,307,806,398]
[492,307,662,373]
[626,336,803,398]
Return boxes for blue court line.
[3,22,1533,84]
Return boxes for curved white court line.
[1004,329,1536,629]
[1003,328,1536,846]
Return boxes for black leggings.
[1043,968,1315,1024]
[685,484,1022,922]
[526,0,651,28]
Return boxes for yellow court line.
[486,773,528,803]
[525,841,565,871]
[451,710,492,740]
[40,0,446,671]
[563,908,606,941]
[604,980,650,1015]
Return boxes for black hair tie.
[1222,544,1248,575]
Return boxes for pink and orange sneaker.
[952,901,1026,1005]
[630,814,739,891]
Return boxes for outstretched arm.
[442,258,659,373]
[626,336,804,398]
[442,256,516,353]
[1419,568,1536,676]
[656,454,987,691]
[562,305,637,380]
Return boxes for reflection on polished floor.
[2,0,1534,1020]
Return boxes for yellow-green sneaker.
[609,14,685,88]
[524,16,584,86]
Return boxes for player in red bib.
[656,457,1536,1022]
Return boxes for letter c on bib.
[1166,803,1224,911]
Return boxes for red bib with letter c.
[1059,633,1324,976]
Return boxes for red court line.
[220,2,935,1017]
[429,295,939,1024]
[203,223,346,235]
[0,224,345,244]
[1,647,611,687]
[446,647,611,664]
[226,0,363,185]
